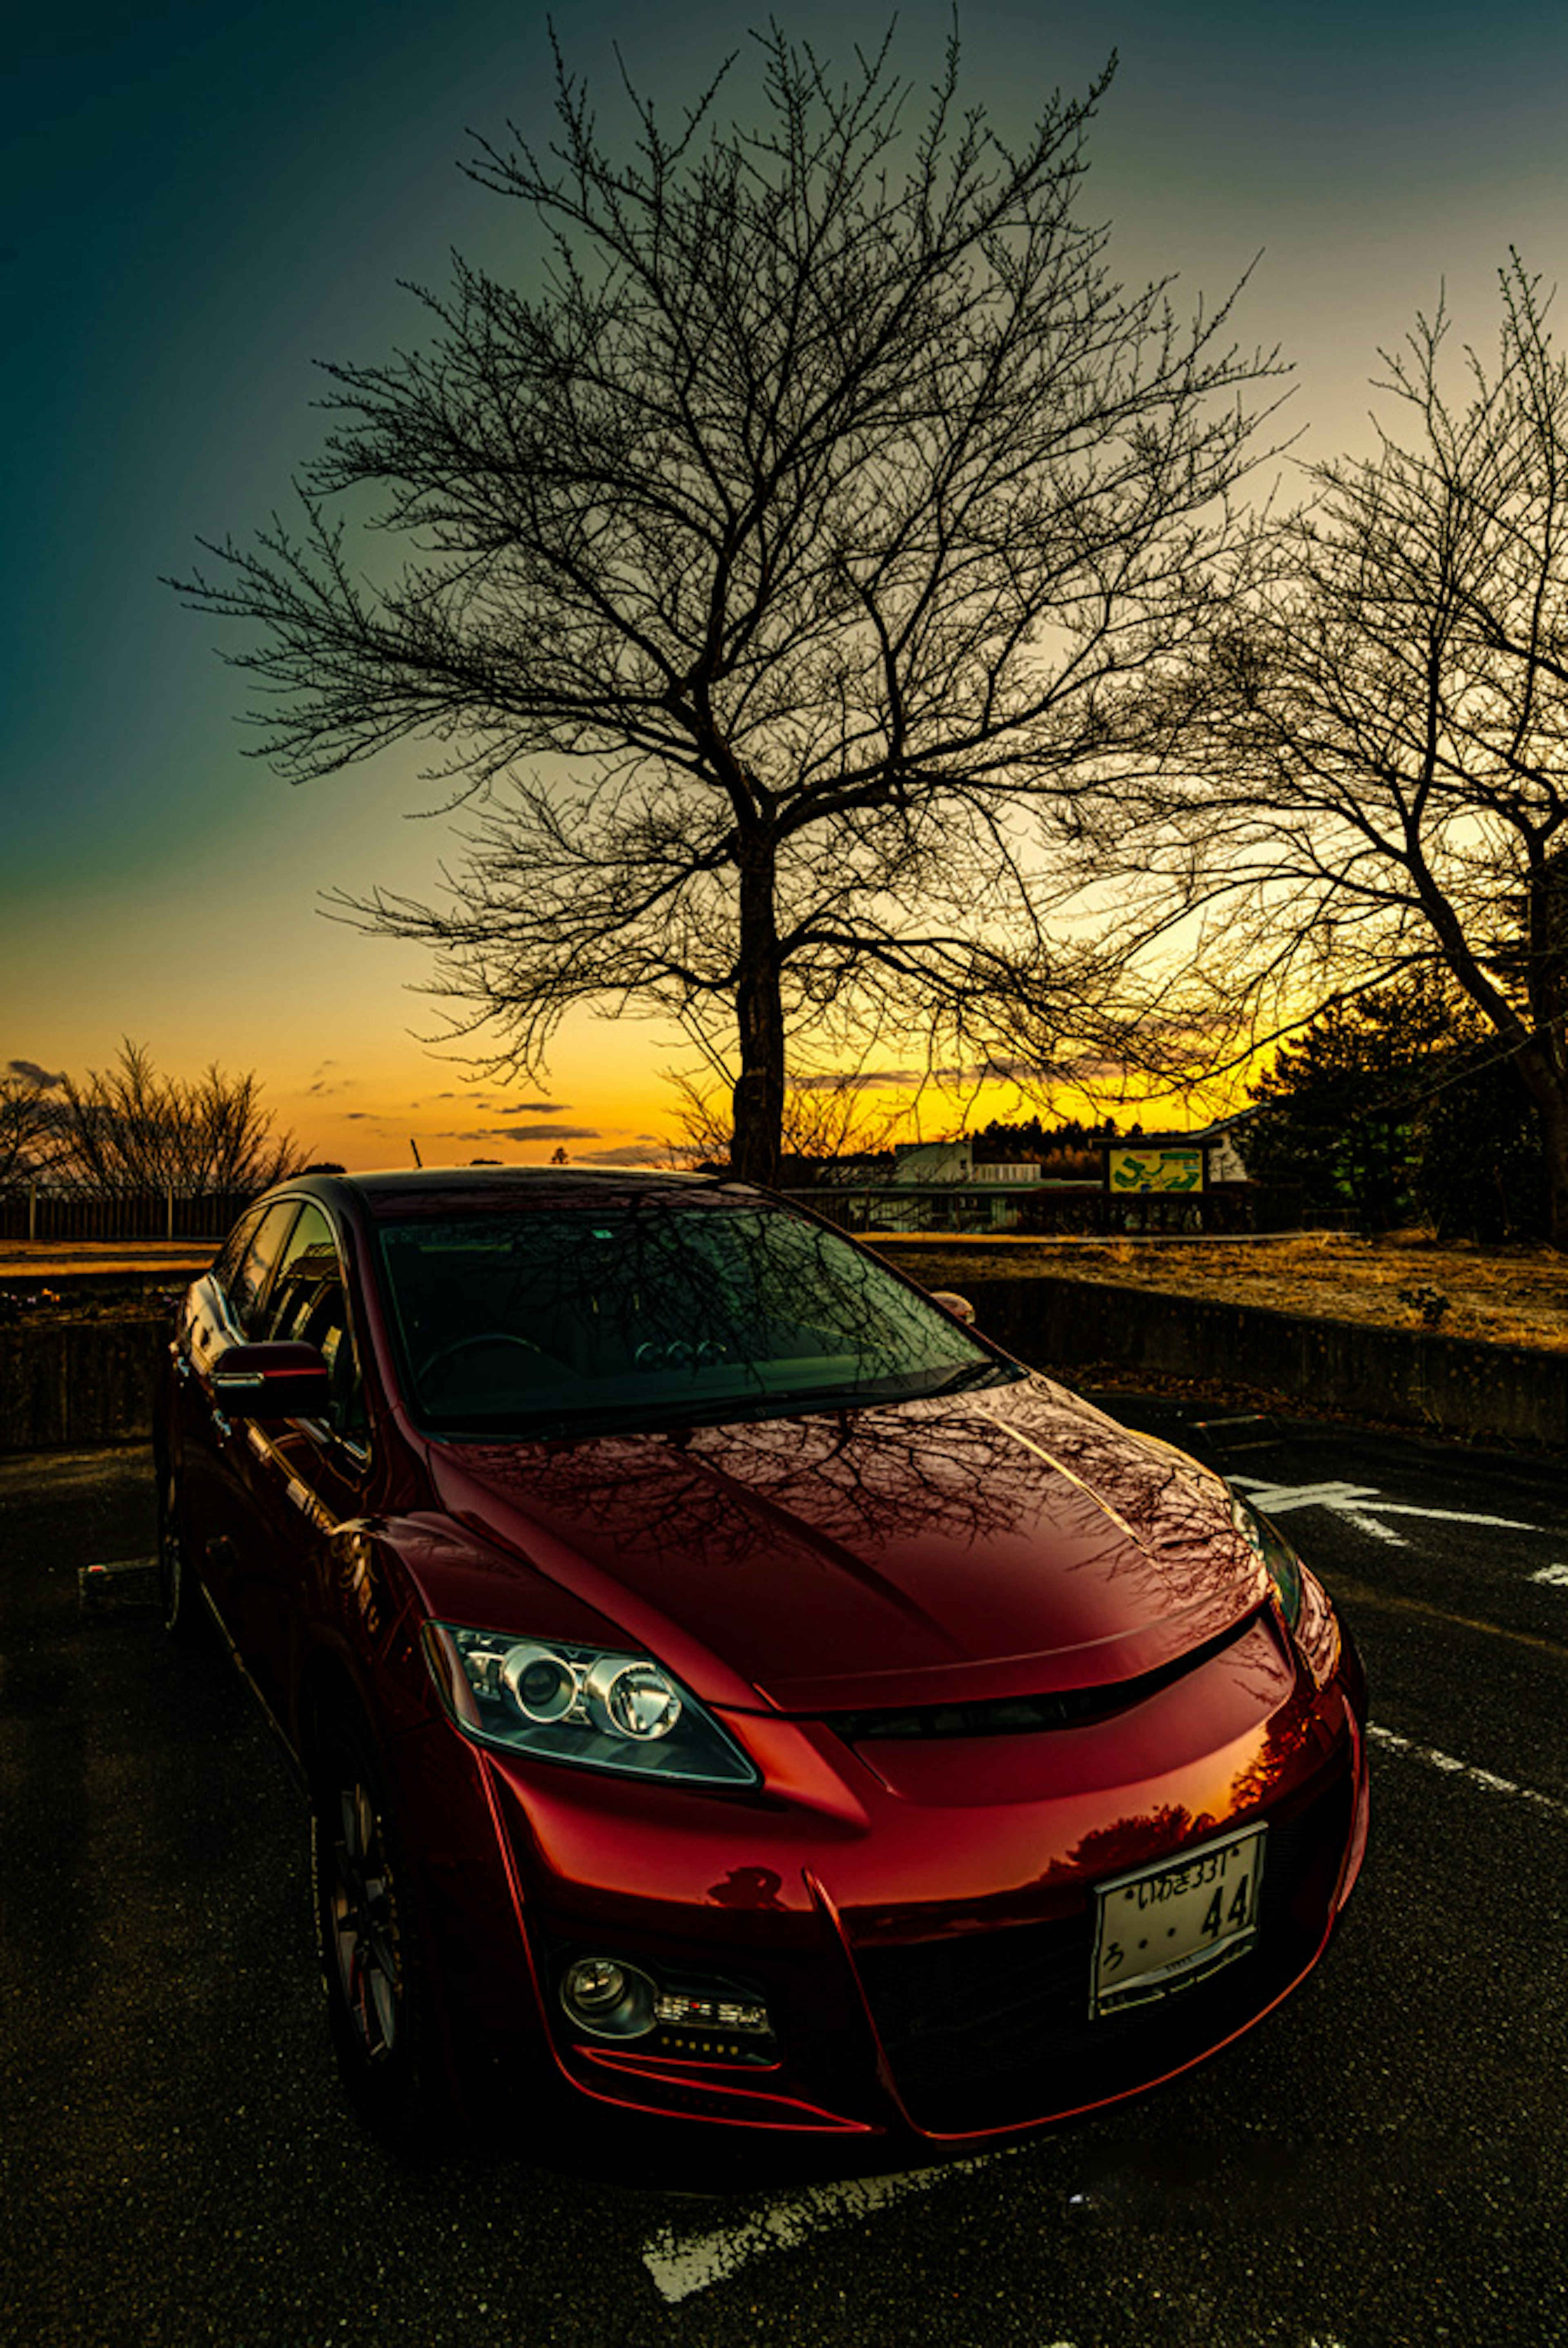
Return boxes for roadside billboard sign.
[1107,1146,1205,1194]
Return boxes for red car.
[155,1167,1368,2151]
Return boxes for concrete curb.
[2,1276,1564,1452]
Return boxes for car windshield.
[374,1193,1020,1436]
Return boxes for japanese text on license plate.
[1091,1823,1267,2016]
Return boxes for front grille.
[822,1613,1258,1744]
[850,1774,1353,2133]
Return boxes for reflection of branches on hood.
[464,1376,1248,1628]
[980,1381,1253,1605]
[465,1407,1054,1585]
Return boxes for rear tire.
[310,1710,449,2151]
[156,1458,207,1646]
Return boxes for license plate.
[1091,1823,1267,2016]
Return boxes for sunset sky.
[7,0,1568,1170]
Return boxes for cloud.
[970,1054,1146,1086]
[470,1123,601,1143]
[790,1070,926,1093]
[8,1059,68,1089]
[473,1100,569,1116]
[575,1141,685,1167]
[789,1056,1142,1094]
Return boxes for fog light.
[560,1955,657,2039]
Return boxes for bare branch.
[172,23,1284,1180]
[1136,256,1568,1237]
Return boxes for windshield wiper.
[926,1360,1022,1398]
[428,1358,1020,1444]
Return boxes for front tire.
[310,1710,448,2150]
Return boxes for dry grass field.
[895,1232,1568,1354]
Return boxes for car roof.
[265,1165,761,1221]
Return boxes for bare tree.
[174,25,1282,1183]
[664,1060,906,1174]
[1157,255,1568,1242]
[55,1040,306,1199]
[0,1071,68,1190]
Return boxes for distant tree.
[54,1041,306,1198]
[174,25,1282,1186]
[1164,256,1568,1244]
[968,1112,1109,1176]
[0,1071,68,1188]
[549,1146,570,1165]
[971,1115,1049,1163]
[971,1111,1119,1162]
[665,1064,902,1178]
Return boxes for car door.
[225,1199,372,1727]
[176,1196,303,1647]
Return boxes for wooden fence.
[0,1186,256,1245]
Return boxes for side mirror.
[929,1290,977,1326]
[210,1340,334,1419]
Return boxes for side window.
[211,1205,265,1295]
[258,1201,366,1441]
[223,1201,302,1336]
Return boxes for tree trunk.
[1512,1045,1568,1250]
[731,838,786,1186]
[1535,1084,1568,1251]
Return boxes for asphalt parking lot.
[2,1406,1566,2348]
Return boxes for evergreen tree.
[1245,980,1467,1229]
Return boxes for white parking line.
[641,2151,1031,2303]
[1530,1564,1568,1589]
[1231,1477,1541,1550]
[1369,1723,1568,1821]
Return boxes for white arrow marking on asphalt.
[1231,1480,1408,1544]
[1231,1477,1540,1550]
[1530,1563,1568,1588]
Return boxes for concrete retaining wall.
[936,1273,1568,1451]
[2,1317,167,1452]
[2,1280,1564,1452]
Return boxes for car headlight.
[421,1622,759,1787]
[1227,1489,1303,1630]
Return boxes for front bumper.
[403,1610,1369,2145]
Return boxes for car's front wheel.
[310,1709,447,2150]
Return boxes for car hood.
[421,1376,1266,1714]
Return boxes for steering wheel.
[419,1333,549,1391]
[633,1338,731,1370]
